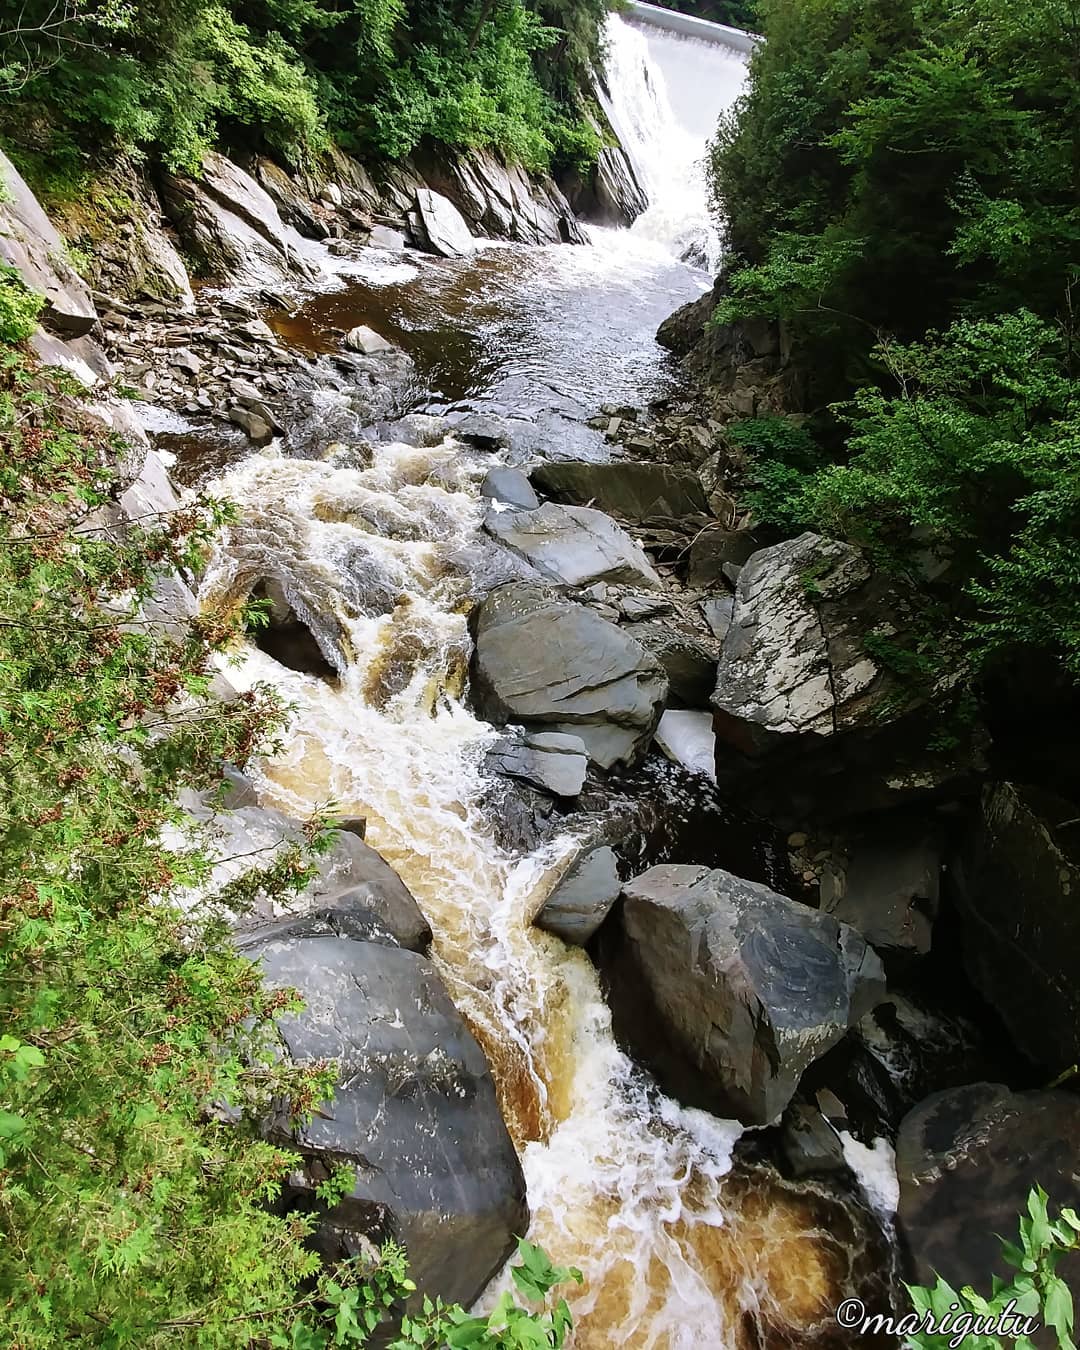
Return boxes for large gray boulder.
[534,846,621,945]
[0,149,97,334]
[181,795,431,952]
[241,919,527,1307]
[603,864,886,1125]
[484,501,662,590]
[472,583,667,770]
[896,1083,1080,1304]
[951,783,1080,1075]
[531,459,709,522]
[711,532,985,822]
[162,151,316,288]
[622,618,718,707]
[414,188,476,257]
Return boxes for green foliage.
[655,0,759,32]
[0,344,585,1344]
[727,415,823,531]
[0,0,604,178]
[904,1186,1079,1349]
[0,264,43,343]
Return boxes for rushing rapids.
[178,13,892,1348]
[197,432,883,1346]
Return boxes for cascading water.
[598,13,750,270]
[199,437,881,1349]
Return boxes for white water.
[599,14,749,270]
[199,438,860,1347]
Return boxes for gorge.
[3,0,1080,1346]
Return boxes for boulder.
[485,501,662,590]
[480,466,539,511]
[711,532,986,822]
[653,709,716,780]
[896,1083,1080,1304]
[819,820,942,956]
[345,324,393,355]
[0,149,97,335]
[603,864,886,1125]
[622,619,717,707]
[951,783,1080,1075]
[687,527,760,588]
[487,730,588,799]
[700,593,734,640]
[181,796,431,952]
[242,920,527,1307]
[534,846,621,945]
[414,188,476,258]
[472,583,667,770]
[531,459,709,521]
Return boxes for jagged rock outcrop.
[656,273,804,418]
[711,532,986,823]
[534,845,621,945]
[531,459,709,522]
[484,501,663,590]
[161,151,318,288]
[0,149,97,335]
[600,864,886,1125]
[239,915,527,1306]
[562,144,648,228]
[471,582,667,770]
[950,783,1080,1075]
[896,1083,1080,1305]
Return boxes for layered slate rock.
[950,783,1080,1074]
[484,501,662,590]
[603,864,886,1125]
[162,151,316,288]
[0,149,97,335]
[711,532,986,822]
[531,459,709,521]
[623,618,718,707]
[414,188,476,257]
[471,583,667,770]
[534,845,621,945]
[241,920,527,1307]
[896,1084,1080,1303]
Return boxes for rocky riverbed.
[5,133,1080,1348]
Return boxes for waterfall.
[598,13,750,270]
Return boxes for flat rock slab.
[487,729,588,798]
[607,864,886,1125]
[485,500,662,591]
[415,188,476,257]
[531,459,709,520]
[472,582,667,770]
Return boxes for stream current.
[182,14,886,1347]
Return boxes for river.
[188,14,886,1348]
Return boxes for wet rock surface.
[950,782,1080,1075]
[896,1083,1080,1304]
[601,863,886,1125]
[484,500,663,590]
[241,921,527,1307]
[534,845,622,945]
